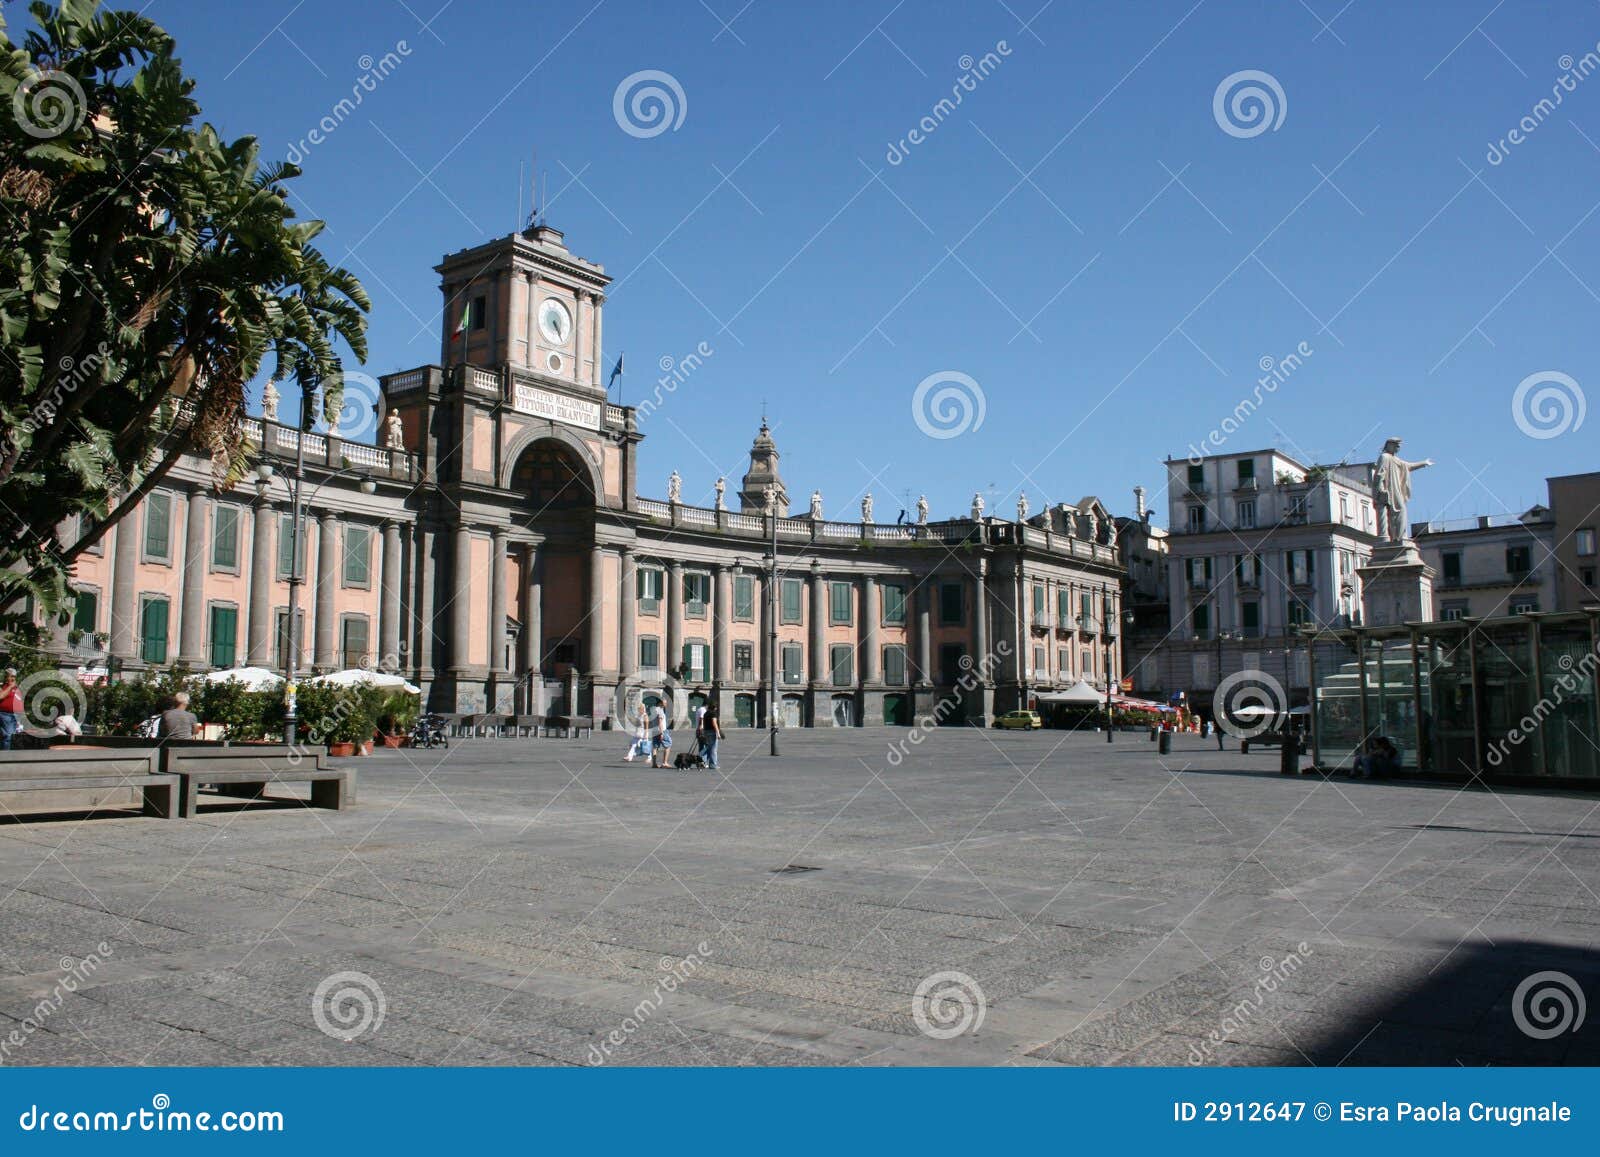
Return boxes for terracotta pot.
[358,742,373,756]
[380,733,407,748]
[328,741,355,757]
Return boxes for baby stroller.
[409,713,449,749]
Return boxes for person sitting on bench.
[159,692,199,740]
[1354,735,1398,779]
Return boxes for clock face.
[538,298,572,346]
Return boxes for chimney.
[1133,485,1146,519]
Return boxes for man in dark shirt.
[159,691,199,740]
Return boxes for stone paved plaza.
[1,730,1598,1067]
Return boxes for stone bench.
[158,744,353,818]
[540,715,594,739]
[0,748,180,820]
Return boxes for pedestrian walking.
[624,703,649,762]
[699,703,722,770]
[0,668,21,750]
[650,701,672,768]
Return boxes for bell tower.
[739,418,788,514]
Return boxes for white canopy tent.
[1034,680,1108,705]
[201,666,283,692]
[303,669,422,694]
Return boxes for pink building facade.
[53,224,1126,728]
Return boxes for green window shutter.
[144,494,171,559]
[140,599,168,664]
[734,575,754,618]
[212,506,239,569]
[882,583,906,624]
[72,590,97,634]
[209,605,237,668]
[830,581,852,625]
[830,644,852,686]
[781,579,802,623]
[343,526,371,585]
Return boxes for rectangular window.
[682,642,710,681]
[734,575,754,620]
[1287,600,1311,627]
[1582,566,1596,588]
[734,642,753,679]
[72,589,98,634]
[343,524,372,586]
[683,573,710,616]
[881,583,906,625]
[882,644,906,685]
[277,513,307,580]
[780,643,803,684]
[1032,645,1045,675]
[469,294,487,330]
[1079,592,1093,629]
[1185,556,1213,588]
[208,605,238,668]
[830,581,853,625]
[1032,583,1046,619]
[1287,549,1315,586]
[1339,494,1350,522]
[1191,603,1210,639]
[938,581,963,625]
[1057,648,1070,674]
[144,492,172,561]
[781,578,803,624]
[1187,463,1205,488]
[1511,598,1539,614]
[637,567,663,613]
[1057,588,1071,627]
[639,636,660,670]
[1235,500,1255,529]
[1441,551,1462,586]
[829,644,853,687]
[274,609,305,669]
[211,505,240,570]
[1187,506,1205,533]
[139,597,168,664]
[1578,527,1597,557]
[1236,458,1255,483]
[1237,554,1259,588]
[1240,601,1260,636]
[1506,545,1531,575]
[341,616,369,669]
[938,644,966,686]
[1440,603,1468,622]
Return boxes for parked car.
[995,710,1043,730]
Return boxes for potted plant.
[373,688,418,747]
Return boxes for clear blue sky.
[120,0,1600,523]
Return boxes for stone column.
[379,520,402,670]
[619,547,637,678]
[313,511,338,670]
[915,578,933,686]
[178,489,209,665]
[974,560,989,664]
[713,563,732,685]
[757,572,771,685]
[247,495,275,665]
[859,574,877,684]
[809,562,827,683]
[449,523,473,673]
[416,525,435,678]
[109,508,138,663]
[587,543,606,674]
[520,542,542,676]
[667,561,684,674]
[490,528,508,675]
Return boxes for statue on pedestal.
[383,409,404,450]
[971,493,984,521]
[763,484,777,515]
[809,490,824,520]
[1016,493,1029,522]
[714,476,726,510]
[916,495,929,525]
[1372,437,1433,544]
[262,381,280,423]
[667,470,682,504]
[861,494,874,523]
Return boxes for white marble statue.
[861,494,874,523]
[383,409,404,450]
[1372,437,1433,544]
[1017,493,1029,522]
[667,470,682,504]
[916,495,929,525]
[809,490,824,520]
[971,492,984,521]
[714,476,726,510]
[763,484,777,514]
[261,381,280,422]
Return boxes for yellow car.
[994,710,1043,730]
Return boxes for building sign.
[513,384,600,431]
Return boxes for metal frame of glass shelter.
[1302,607,1600,786]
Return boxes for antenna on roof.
[517,160,525,235]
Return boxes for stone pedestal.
[1359,542,1435,627]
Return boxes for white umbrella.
[304,669,421,694]
[202,666,283,692]
[1035,680,1108,705]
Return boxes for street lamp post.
[766,486,780,756]
[1103,592,1116,742]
